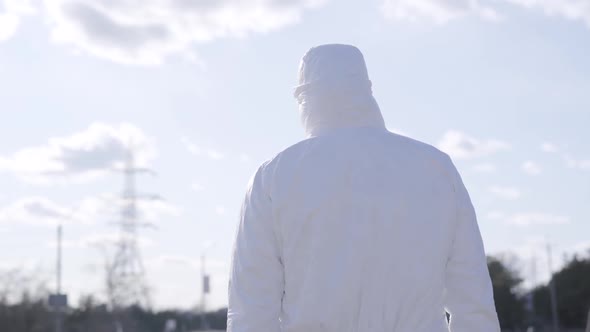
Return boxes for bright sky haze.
[1,0,589,310]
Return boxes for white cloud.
[50,231,154,250]
[0,196,113,226]
[381,0,500,24]
[0,194,179,227]
[489,185,522,200]
[148,254,227,271]
[487,211,569,226]
[503,0,590,27]
[522,160,542,175]
[89,192,181,226]
[239,153,252,163]
[508,235,546,258]
[135,196,181,223]
[0,123,156,184]
[564,155,590,170]
[206,149,225,160]
[0,11,19,41]
[43,0,326,65]
[215,205,227,216]
[182,137,225,160]
[437,130,510,160]
[569,241,590,258]
[0,196,77,226]
[486,210,505,220]
[380,0,590,27]
[181,138,202,155]
[509,213,569,226]
[499,235,550,288]
[541,142,559,153]
[473,162,497,173]
[0,0,35,42]
[191,182,205,192]
[495,237,590,289]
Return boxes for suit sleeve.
[443,156,501,332]
[227,164,284,332]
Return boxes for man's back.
[270,128,461,331]
[227,44,500,332]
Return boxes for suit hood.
[294,44,386,137]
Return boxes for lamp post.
[547,243,560,332]
[199,242,215,329]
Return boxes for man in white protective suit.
[227,44,500,332]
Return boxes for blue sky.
[0,0,589,310]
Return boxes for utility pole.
[530,253,537,320]
[199,242,215,329]
[547,243,560,332]
[531,253,537,291]
[525,254,537,323]
[49,225,67,332]
[57,225,62,296]
[57,225,62,332]
[200,253,210,329]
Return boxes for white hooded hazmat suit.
[227,44,500,332]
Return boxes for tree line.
[1,253,589,331]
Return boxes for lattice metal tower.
[106,151,153,309]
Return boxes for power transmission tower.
[106,151,155,310]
